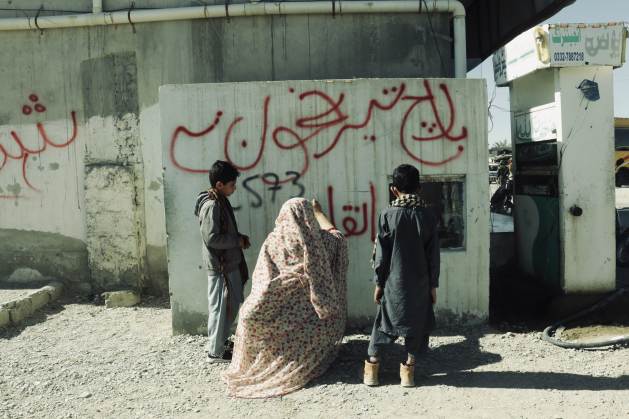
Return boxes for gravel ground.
[1,296,628,419]
[0,289,38,305]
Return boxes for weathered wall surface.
[0,7,452,296]
[84,165,145,290]
[556,66,615,293]
[161,78,489,334]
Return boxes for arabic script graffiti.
[327,182,377,241]
[170,80,468,185]
[0,94,79,196]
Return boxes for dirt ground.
[0,289,37,305]
[1,296,627,419]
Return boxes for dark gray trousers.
[367,323,429,358]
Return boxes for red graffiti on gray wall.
[0,95,78,197]
[327,182,377,241]
[170,80,468,184]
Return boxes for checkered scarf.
[390,193,425,209]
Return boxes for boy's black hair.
[391,164,420,193]
[209,160,240,187]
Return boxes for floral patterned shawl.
[222,198,348,398]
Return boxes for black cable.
[34,5,43,34]
[487,85,497,132]
[421,0,446,76]
[127,1,136,33]
[489,104,516,114]
[488,109,494,132]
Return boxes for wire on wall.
[421,0,446,76]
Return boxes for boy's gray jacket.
[198,200,242,274]
[372,206,440,337]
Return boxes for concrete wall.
[556,66,615,293]
[0,6,452,296]
[161,78,489,334]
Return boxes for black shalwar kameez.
[368,195,440,357]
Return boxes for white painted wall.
[160,78,489,333]
[556,66,616,292]
[0,111,85,239]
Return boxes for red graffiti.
[21,94,47,116]
[400,82,468,166]
[225,97,269,172]
[327,182,376,241]
[311,85,406,160]
[170,111,224,174]
[0,96,79,195]
[169,80,468,182]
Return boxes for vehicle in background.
[614,118,629,187]
[489,162,499,183]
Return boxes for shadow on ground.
[0,301,65,340]
[311,333,628,391]
[310,331,503,387]
[425,371,629,390]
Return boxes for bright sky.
[467,0,629,146]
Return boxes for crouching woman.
[222,198,348,398]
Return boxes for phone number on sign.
[553,51,585,62]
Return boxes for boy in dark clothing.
[364,164,440,387]
[193,160,250,363]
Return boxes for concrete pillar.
[81,52,147,292]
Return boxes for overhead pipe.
[0,1,467,77]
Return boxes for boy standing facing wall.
[364,164,440,387]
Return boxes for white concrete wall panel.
[0,111,84,237]
[160,78,489,333]
[556,66,616,293]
